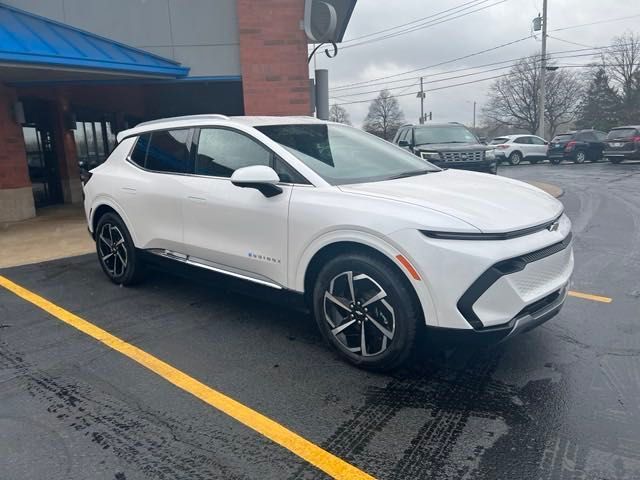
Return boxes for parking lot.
[1,162,639,480]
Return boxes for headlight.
[485,149,496,160]
[420,151,440,160]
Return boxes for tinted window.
[530,136,546,145]
[552,134,574,142]
[607,128,638,140]
[514,137,531,144]
[130,134,150,167]
[256,123,440,186]
[402,128,412,143]
[146,129,190,173]
[195,128,272,178]
[579,132,597,141]
[594,131,607,141]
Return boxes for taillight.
[564,141,577,151]
[632,135,640,143]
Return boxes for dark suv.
[603,126,640,164]
[547,129,607,164]
[393,123,497,174]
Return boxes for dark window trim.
[126,127,194,174]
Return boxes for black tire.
[95,212,145,285]
[550,158,562,165]
[530,159,540,164]
[312,252,420,371]
[608,157,623,164]
[508,151,522,165]
[574,150,587,164]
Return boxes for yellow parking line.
[568,290,612,303]
[0,275,375,480]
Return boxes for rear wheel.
[508,151,522,165]
[96,213,145,285]
[574,151,587,164]
[312,252,420,371]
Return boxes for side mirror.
[398,140,410,148]
[230,165,283,197]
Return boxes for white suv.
[83,115,573,370]
[490,135,549,165]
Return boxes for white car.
[490,135,549,165]
[83,115,573,370]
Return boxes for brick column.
[52,92,82,204]
[236,0,311,115]
[0,85,35,222]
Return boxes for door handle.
[187,195,206,203]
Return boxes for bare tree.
[363,89,405,140]
[483,55,583,138]
[329,104,352,125]
[602,32,640,123]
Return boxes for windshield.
[255,124,440,185]
[490,137,509,145]
[413,125,478,145]
[607,128,637,140]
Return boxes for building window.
[75,120,116,172]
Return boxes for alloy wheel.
[510,152,521,165]
[575,151,586,163]
[323,271,395,357]
[98,223,128,277]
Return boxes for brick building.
[0,0,355,221]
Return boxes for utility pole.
[417,77,426,124]
[538,0,548,138]
[473,101,476,129]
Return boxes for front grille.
[440,150,484,162]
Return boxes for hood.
[339,170,563,233]
[414,143,490,152]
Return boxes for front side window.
[145,129,190,173]
[195,128,272,178]
[256,123,440,186]
[530,136,546,145]
[412,125,478,146]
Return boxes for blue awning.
[0,4,189,79]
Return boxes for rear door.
[513,136,532,158]
[118,129,191,251]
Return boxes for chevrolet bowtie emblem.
[548,221,560,232]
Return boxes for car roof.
[116,114,328,142]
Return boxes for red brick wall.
[0,85,30,190]
[237,0,311,115]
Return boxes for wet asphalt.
[1,161,639,480]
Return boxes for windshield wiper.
[387,169,433,180]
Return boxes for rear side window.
[514,137,531,144]
[145,129,191,173]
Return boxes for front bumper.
[603,149,640,160]
[431,160,497,173]
[389,214,573,332]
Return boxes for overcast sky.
[311,0,639,128]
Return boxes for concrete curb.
[526,181,564,198]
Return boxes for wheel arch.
[90,198,138,246]
[295,232,438,326]
[509,150,523,159]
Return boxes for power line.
[547,34,595,49]
[342,0,489,43]
[550,13,640,33]
[341,0,509,50]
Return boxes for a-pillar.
[0,84,35,222]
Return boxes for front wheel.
[312,252,420,371]
[508,151,522,165]
[96,213,145,285]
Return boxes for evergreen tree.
[576,67,621,131]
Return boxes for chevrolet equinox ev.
[83,115,574,370]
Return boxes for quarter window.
[130,134,150,167]
[514,137,531,144]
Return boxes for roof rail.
[137,114,230,127]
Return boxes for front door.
[22,100,63,207]
[180,127,291,287]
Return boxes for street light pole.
[538,0,548,138]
